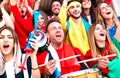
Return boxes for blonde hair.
[96,1,120,28]
[88,23,116,58]
[0,26,22,75]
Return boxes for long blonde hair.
[88,23,116,58]
[0,26,22,75]
[96,1,120,28]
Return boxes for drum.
[60,68,102,78]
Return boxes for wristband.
[32,67,39,70]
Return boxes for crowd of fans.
[0,0,120,78]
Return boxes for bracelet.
[32,67,39,70]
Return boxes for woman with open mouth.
[96,1,120,51]
[0,26,40,78]
[85,23,120,78]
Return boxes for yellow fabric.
[67,17,89,55]
[67,1,82,11]
[58,6,89,55]
[58,6,67,33]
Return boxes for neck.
[51,42,63,49]
[105,18,114,28]
[84,8,90,16]
[4,53,14,62]
[96,41,105,48]
[72,17,82,24]
[53,14,58,17]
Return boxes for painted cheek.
[101,11,106,15]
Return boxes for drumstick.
[75,54,116,64]
[38,54,81,67]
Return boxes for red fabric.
[85,42,115,74]
[10,5,34,49]
[37,43,84,75]
[41,26,46,32]
[48,15,55,20]
[104,0,112,5]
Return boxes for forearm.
[33,1,40,10]
[10,0,17,6]
[31,55,40,78]
[1,1,14,29]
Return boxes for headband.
[67,1,82,11]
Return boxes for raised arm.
[58,0,71,32]
[23,0,33,16]
[0,0,14,29]
[33,0,41,10]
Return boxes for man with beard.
[58,0,91,55]
[48,0,62,20]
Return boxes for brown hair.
[88,23,116,57]
[46,17,61,32]
[96,1,120,28]
[0,26,21,75]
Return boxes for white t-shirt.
[87,15,92,24]
[5,58,15,78]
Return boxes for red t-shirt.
[37,43,85,75]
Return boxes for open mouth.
[56,35,61,38]
[21,10,24,13]
[106,12,111,15]
[100,33,105,36]
[56,35,61,37]
[3,44,9,49]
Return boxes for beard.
[69,13,81,19]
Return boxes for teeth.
[56,35,61,37]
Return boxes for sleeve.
[36,51,47,74]
[108,57,120,77]
[27,56,32,78]
[10,5,33,33]
[73,47,85,60]
[85,50,97,68]
[111,37,120,51]
[58,6,68,33]
[73,47,88,69]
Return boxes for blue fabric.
[107,26,116,38]
[48,51,61,78]
[66,17,91,33]
[33,11,41,30]
[81,17,91,33]
[117,16,120,21]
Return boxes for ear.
[67,11,70,16]
[46,33,49,39]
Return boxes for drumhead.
[60,68,100,78]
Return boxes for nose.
[4,36,8,42]
[56,28,60,33]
